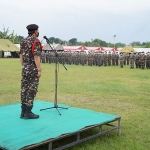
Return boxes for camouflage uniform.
[146,52,150,69]
[140,52,146,69]
[135,53,140,68]
[88,52,93,66]
[80,52,86,66]
[111,52,115,66]
[48,52,52,63]
[119,54,124,68]
[46,51,49,63]
[68,52,72,65]
[41,51,46,63]
[129,52,135,69]
[123,53,126,65]
[20,35,41,107]
[103,52,108,66]
[138,53,141,68]
[107,52,111,66]
[126,53,129,65]
[115,52,119,66]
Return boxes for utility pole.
[113,35,116,49]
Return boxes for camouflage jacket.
[20,35,42,65]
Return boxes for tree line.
[0,27,150,48]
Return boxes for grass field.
[0,58,150,150]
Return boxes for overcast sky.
[0,0,150,45]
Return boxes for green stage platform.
[0,100,121,150]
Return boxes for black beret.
[26,24,39,34]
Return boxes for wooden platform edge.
[21,117,121,150]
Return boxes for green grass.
[0,58,150,150]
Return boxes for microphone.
[43,36,49,41]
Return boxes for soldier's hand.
[37,71,41,78]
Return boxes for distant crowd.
[40,51,150,69]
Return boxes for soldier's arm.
[34,55,41,71]
[33,42,42,76]
[20,43,23,66]
[20,54,23,66]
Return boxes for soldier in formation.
[129,51,135,69]
[41,51,46,63]
[140,51,146,69]
[119,53,124,68]
[115,52,119,66]
[111,52,115,66]
[135,52,140,68]
[145,52,150,69]
[107,52,111,66]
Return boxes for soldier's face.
[35,29,39,37]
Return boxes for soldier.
[88,52,93,66]
[72,51,76,64]
[93,53,97,66]
[51,51,56,63]
[48,51,52,64]
[101,51,104,66]
[146,52,150,69]
[99,52,102,66]
[111,51,115,66]
[126,53,129,65]
[135,52,140,68]
[140,51,146,69]
[115,52,119,66]
[123,52,126,65]
[20,24,42,119]
[68,51,72,65]
[119,53,124,68]
[107,51,111,66]
[129,51,135,69]
[84,52,88,65]
[138,52,142,68]
[75,51,80,65]
[80,52,85,66]
[45,51,49,63]
[103,51,108,66]
[93,52,98,66]
[41,51,46,63]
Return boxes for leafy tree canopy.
[0,26,23,44]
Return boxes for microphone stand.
[40,37,68,115]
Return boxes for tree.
[144,42,150,48]
[0,27,10,39]
[130,41,141,47]
[69,38,77,45]
[48,37,55,44]
[115,42,126,48]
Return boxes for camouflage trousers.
[21,64,39,107]
[112,59,115,65]
[120,60,124,68]
[141,61,145,69]
[130,59,134,68]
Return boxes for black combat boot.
[20,104,26,118]
[24,106,39,119]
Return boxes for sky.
[0,0,150,45]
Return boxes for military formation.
[41,50,150,69]
[120,51,150,69]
